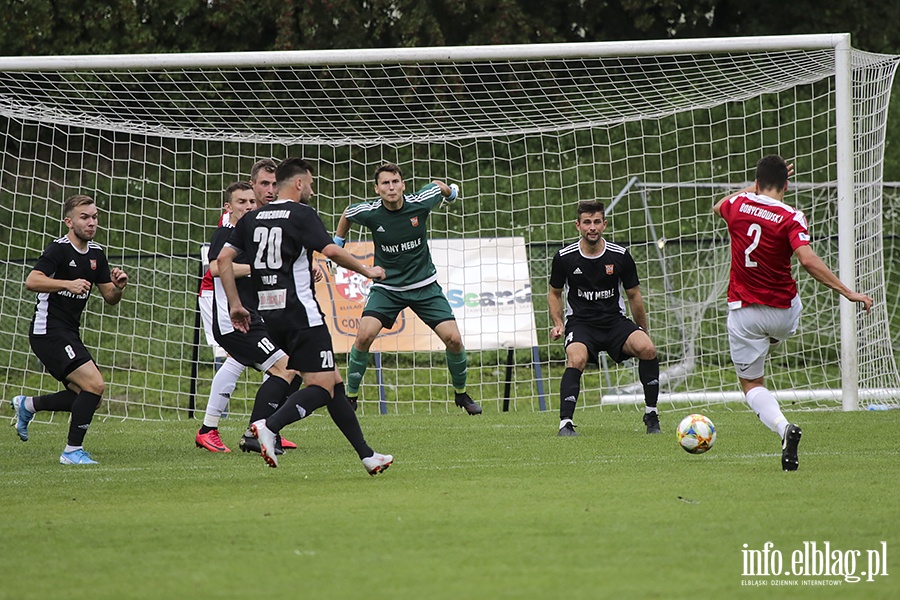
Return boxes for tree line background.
[1,0,898,175]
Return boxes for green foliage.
[1,409,898,599]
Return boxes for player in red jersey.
[714,155,873,471]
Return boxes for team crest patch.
[606,264,614,275]
[410,216,419,227]
[90,259,97,270]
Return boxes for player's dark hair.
[63,194,95,217]
[250,158,278,182]
[374,162,403,182]
[275,158,315,184]
[224,181,253,204]
[755,154,789,192]
[577,200,605,220]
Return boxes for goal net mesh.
[0,41,898,421]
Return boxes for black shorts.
[29,330,94,382]
[564,316,641,364]
[213,315,286,371]
[269,325,336,374]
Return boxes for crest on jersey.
[606,264,614,275]
[90,259,97,270]
[410,216,419,227]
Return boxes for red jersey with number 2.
[720,192,810,310]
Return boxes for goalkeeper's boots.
[239,433,284,456]
[643,411,662,434]
[454,392,483,415]
[249,420,279,468]
[558,419,579,437]
[781,423,802,472]
[59,449,98,465]
[195,428,231,453]
[11,395,34,442]
[362,452,393,476]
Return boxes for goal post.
[1,34,898,421]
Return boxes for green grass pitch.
[1,407,898,599]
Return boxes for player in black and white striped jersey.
[548,200,661,437]
[218,158,393,474]
[11,194,128,464]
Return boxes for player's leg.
[324,370,390,474]
[347,287,404,408]
[196,355,244,452]
[59,361,105,465]
[728,304,802,470]
[418,284,481,415]
[346,315,383,408]
[559,329,590,436]
[431,319,482,415]
[621,327,661,433]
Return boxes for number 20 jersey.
[719,192,810,310]
[226,199,333,329]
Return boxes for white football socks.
[745,386,789,438]
[203,356,245,429]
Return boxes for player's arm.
[794,245,873,313]
[334,209,351,244]
[216,245,251,332]
[625,285,650,332]
[208,259,250,278]
[548,285,566,340]
[714,184,755,217]
[320,244,385,281]
[432,180,459,206]
[97,267,128,305]
[25,269,91,296]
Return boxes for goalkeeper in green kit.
[334,162,482,415]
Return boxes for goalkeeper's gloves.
[441,183,460,207]
[333,235,346,248]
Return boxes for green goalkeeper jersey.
[345,182,445,291]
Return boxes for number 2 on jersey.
[253,226,283,270]
[744,223,762,268]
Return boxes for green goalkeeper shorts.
[363,282,455,329]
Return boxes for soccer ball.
[676,414,716,454]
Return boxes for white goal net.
[1,34,898,421]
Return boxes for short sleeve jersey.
[719,192,810,310]
[208,222,257,311]
[549,240,640,327]
[344,182,444,291]
[29,236,112,335]
[227,199,332,329]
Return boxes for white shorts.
[199,291,226,358]
[726,295,801,380]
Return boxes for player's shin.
[446,349,468,391]
[639,357,660,411]
[346,347,370,397]
[559,367,582,421]
[68,391,101,447]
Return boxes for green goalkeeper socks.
[446,349,468,391]
[346,347,370,397]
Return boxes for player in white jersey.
[714,155,873,471]
[10,195,128,464]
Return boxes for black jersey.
[208,222,257,311]
[226,199,332,329]
[549,240,640,327]
[29,236,112,335]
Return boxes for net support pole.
[375,352,388,415]
[835,33,859,411]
